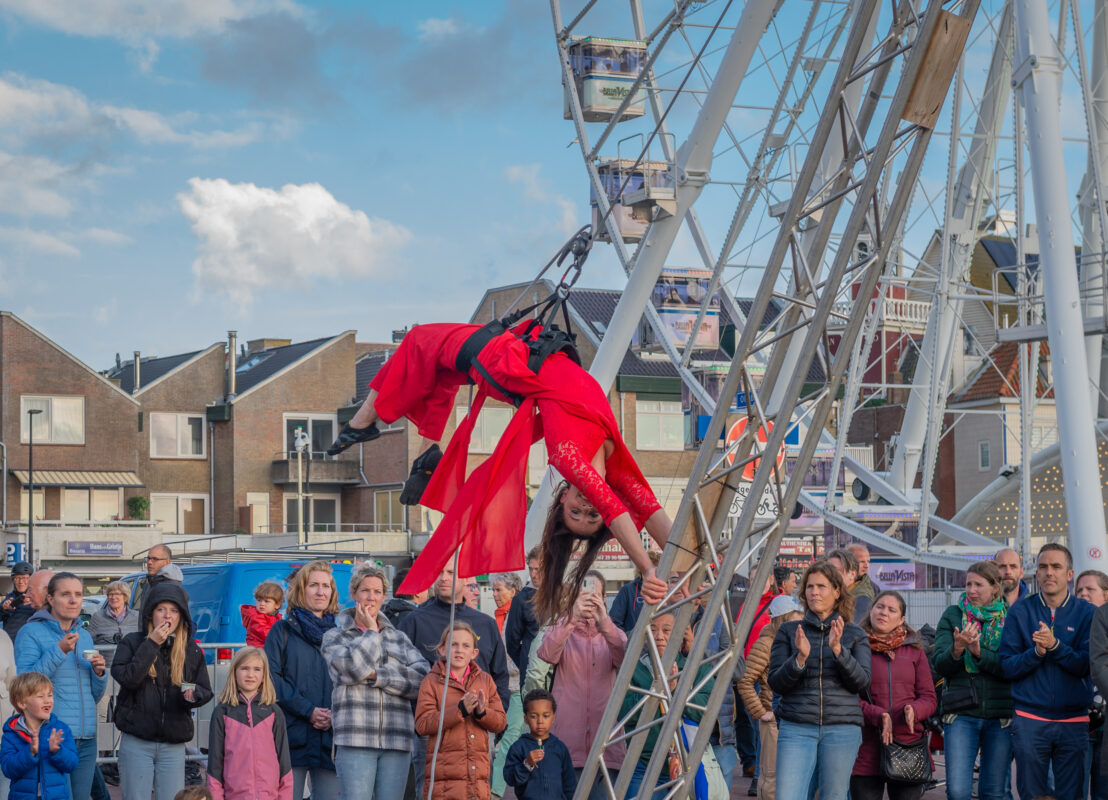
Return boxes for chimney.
[227,331,237,400]
[133,351,141,392]
[115,353,121,369]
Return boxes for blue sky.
[0,0,625,368]
[0,0,1095,371]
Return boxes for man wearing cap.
[0,562,34,643]
[737,594,803,800]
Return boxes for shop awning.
[10,470,144,488]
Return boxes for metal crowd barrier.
[95,642,245,764]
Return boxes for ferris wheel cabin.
[563,37,647,123]
[591,159,672,242]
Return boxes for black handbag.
[881,736,932,783]
[941,680,979,714]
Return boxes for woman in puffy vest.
[769,559,871,800]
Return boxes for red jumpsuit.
[375,322,662,593]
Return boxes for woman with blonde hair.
[264,560,341,800]
[769,559,871,800]
[207,647,293,799]
[111,581,212,800]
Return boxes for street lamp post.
[26,408,42,567]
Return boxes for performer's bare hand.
[642,570,667,605]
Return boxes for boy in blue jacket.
[999,542,1094,800]
[504,689,576,800]
[0,672,78,800]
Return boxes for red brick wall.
[224,333,356,533]
[0,313,140,520]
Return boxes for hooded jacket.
[537,615,627,769]
[768,610,871,727]
[321,608,428,751]
[414,660,507,800]
[381,597,419,629]
[207,694,294,800]
[110,581,213,743]
[999,592,1094,718]
[241,605,282,648]
[853,636,937,776]
[264,612,335,769]
[0,713,78,800]
[504,586,540,682]
[14,610,107,739]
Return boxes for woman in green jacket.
[932,561,1012,800]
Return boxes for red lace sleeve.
[548,441,629,525]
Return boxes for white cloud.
[0,73,273,151]
[0,0,300,39]
[78,227,132,245]
[178,177,412,304]
[0,226,80,257]
[417,17,469,41]
[505,163,577,236]
[92,298,117,325]
[0,151,74,216]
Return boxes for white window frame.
[456,406,513,454]
[282,413,339,459]
[149,412,206,459]
[150,493,209,535]
[978,440,991,472]
[282,492,342,532]
[20,395,85,445]
[635,400,685,451]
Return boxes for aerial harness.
[454,226,593,407]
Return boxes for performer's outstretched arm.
[608,512,667,604]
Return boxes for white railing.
[830,298,931,328]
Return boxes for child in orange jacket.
[415,621,506,800]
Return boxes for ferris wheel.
[548,0,1108,797]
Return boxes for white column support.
[1013,0,1108,571]
[887,5,1013,495]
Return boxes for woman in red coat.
[329,320,668,618]
[852,590,938,800]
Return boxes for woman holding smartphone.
[537,570,627,800]
[111,581,213,800]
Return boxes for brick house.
[0,312,150,575]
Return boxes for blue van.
[120,561,358,650]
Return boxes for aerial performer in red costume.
[327,318,669,621]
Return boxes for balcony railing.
[829,298,931,329]
[270,451,362,485]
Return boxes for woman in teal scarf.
[933,561,1013,800]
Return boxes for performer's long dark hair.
[533,482,613,624]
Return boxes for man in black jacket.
[0,561,33,643]
[505,548,542,678]
[381,568,427,629]
[398,559,509,800]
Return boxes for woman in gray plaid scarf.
[322,563,429,800]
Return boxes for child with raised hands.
[503,689,576,800]
[415,621,506,800]
[0,672,78,800]
[207,647,293,800]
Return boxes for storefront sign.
[66,541,124,557]
[870,559,918,590]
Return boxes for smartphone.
[583,576,601,595]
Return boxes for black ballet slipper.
[326,422,380,455]
[400,444,443,505]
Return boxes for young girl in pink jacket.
[207,648,293,800]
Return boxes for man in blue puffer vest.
[999,542,1094,800]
